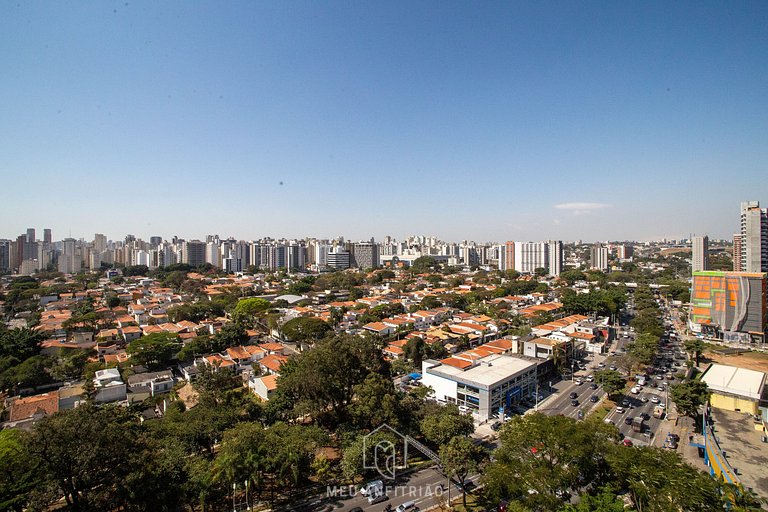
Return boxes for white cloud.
[553,202,612,216]
[554,202,611,211]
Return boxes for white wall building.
[422,355,537,421]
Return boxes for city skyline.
[2,2,767,241]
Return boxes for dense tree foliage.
[281,317,332,345]
[126,332,182,369]
[560,287,627,317]
[670,380,710,420]
[272,334,388,425]
[594,369,626,399]
[483,413,726,512]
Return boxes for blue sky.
[1,1,767,243]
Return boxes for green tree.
[281,317,332,346]
[411,256,439,273]
[0,429,41,512]
[420,295,442,310]
[439,436,485,509]
[593,370,626,399]
[684,338,705,366]
[483,414,617,509]
[350,372,401,430]
[607,445,722,511]
[0,327,44,361]
[669,380,710,421]
[30,404,142,510]
[561,485,628,512]
[420,404,474,447]
[214,322,249,348]
[212,422,268,496]
[274,334,389,425]
[232,297,271,327]
[126,332,182,369]
[626,333,659,367]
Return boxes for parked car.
[590,382,598,389]
[571,399,579,406]
[616,406,625,414]
[624,416,634,425]
[623,438,634,447]
[590,395,599,402]
[569,392,578,399]
[396,500,418,512]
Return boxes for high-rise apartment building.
[26,228,35,243]
[498,241,515,272]
[739,201,768,273]
[327,248,350,269]
[43,229,52,245]
[93,233,107,254]
[58,238,81,274]
[616,244,634,260]
[590,245,609,271]
[733,234,743,272]
[0,240,11,272]
[183,240,206,267]
[510,241,562,276]
[349,241,380,269]
[548,240,563,277]
[692,235,709,273]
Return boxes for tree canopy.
[126,332,182,369]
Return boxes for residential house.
[93,368,127,403]
[249,374,278,401]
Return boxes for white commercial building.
[422,354,537,421]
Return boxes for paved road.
[276,466,481,512]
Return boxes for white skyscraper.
[590,245,609,271]
[691,235,709,273]
[740,201,768,273]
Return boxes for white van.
[396,501,417,512]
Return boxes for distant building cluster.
[0,230,573,276]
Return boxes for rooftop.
[428,354,537,388]
[701,363,766,400]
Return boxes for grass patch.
[447,492,484,512]
[589,405,613,422]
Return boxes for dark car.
[569,392,578,399]
[590,383,598,390]
[570,399,579,406]
[590,395,599,402]
[350,508,364,512]
[369,494,388,505]
[624,416,634,425]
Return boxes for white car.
[630,387,640,394]
[651,396,660,404]
[616,406,625,414]
[360,480,384,497]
